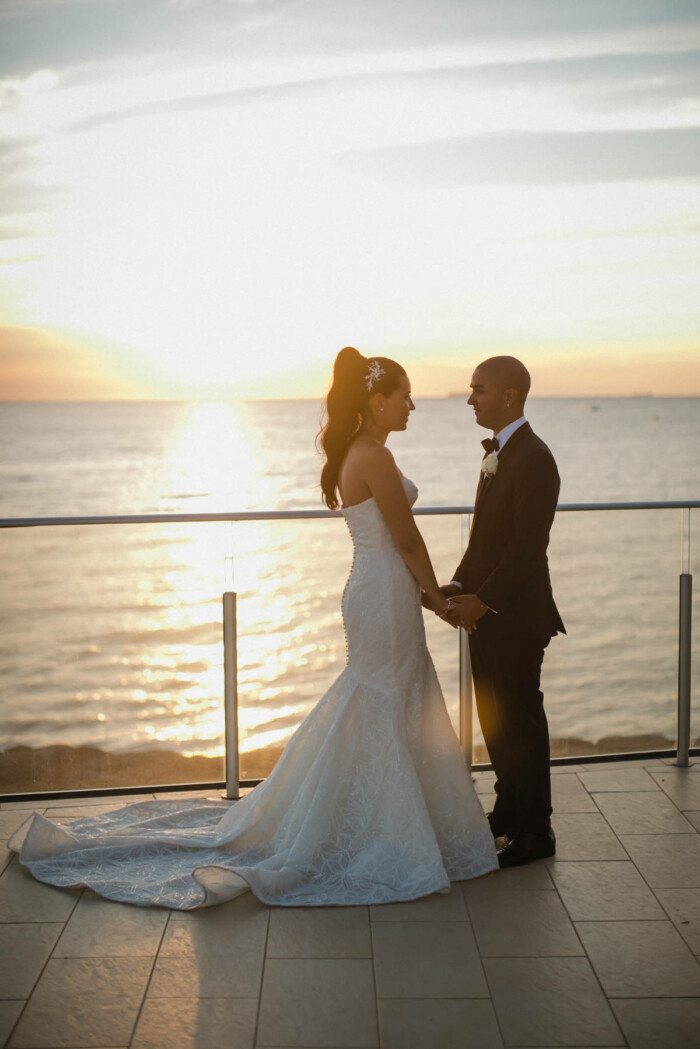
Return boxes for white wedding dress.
[10,478,498,908]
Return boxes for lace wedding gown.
[10,478,498,908]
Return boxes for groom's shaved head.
[477,356,531,406]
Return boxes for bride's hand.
[436,596,459,628]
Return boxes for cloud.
[1,0,698,79]
[58,43,699,141]
[0,2,157,75]
[0,324,140,399]
[345,127,700,186]
[0,1,697,401]
[0,226,37,243]
[0,0,297,75]
[0,140,66,222]
[413,49,700,112]
[67,78,314,133]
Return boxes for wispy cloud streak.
[346,127,700,185]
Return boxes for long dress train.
[10,478,498,908]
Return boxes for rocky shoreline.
[0,734,691,795]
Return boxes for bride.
[10,347,498,908]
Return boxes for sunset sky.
[1,0,699,399]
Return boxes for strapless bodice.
[342,475,418,514]
[341,476,418,548]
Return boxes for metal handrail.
[1,500,699,528]
[1,500,695,797]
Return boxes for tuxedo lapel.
[474,467,487,510]
[474,422,532,513]
[474,469,494,512]
[474,456,497,511]
[496,421,532,464]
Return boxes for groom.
[440,356,565,867]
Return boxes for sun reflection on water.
[119,401,343,757]
[166,400,267,512]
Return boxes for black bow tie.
[482,437,500,454]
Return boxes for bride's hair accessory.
[364,358,385,392]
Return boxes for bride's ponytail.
[318,346,406,509]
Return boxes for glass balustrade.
[0,504,696,796]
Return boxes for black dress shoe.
[497,829,556,868]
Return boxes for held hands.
[421,583,458,620]
[436,595,459,630]
[421,584,489,632]
[436,591,489,633]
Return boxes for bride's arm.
[365,447,450,614]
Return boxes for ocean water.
[0,397,698,761]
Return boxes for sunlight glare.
[165,402,265,511]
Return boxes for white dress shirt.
[491,415,527,451]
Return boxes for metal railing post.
[675,507,693,767]
[458,513,473,771]
[459,629,473,771]
[223,591,240,798]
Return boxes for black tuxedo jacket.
[453,422,565,642]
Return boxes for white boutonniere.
[482,452,499,477]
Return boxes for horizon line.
[1,393,699,405]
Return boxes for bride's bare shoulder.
[340,440,395,494]
[345,440,395,474]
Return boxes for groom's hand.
[444,594,489,631]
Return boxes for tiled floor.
[2,758,700,1048]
